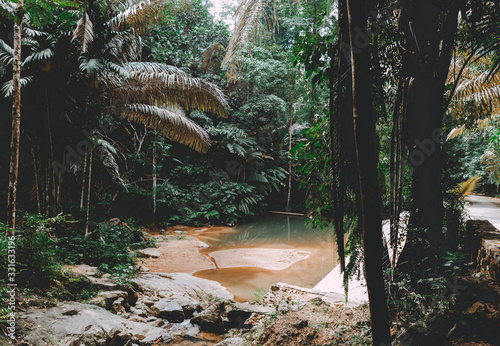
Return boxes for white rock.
[137,248,161,258]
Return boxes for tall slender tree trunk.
[57,152,64,210]
[152,140,157,215]
[46,91,57,215]
[346,0,391,344]
[85,149,93,236]
[80,151,88,211]
[329,0,352,272]
[31,147,41,214]
[7,1,24,234]
[286,90,294,211]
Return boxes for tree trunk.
[46,91,57,215]
[85,149,93,236]
[31,147,41,215]
[346,0,391,344]
[399,0,461,252]
[286,90,294,211]
[6,1,24,234]
[80,151,88,211]
[329,0,352,272]
[152,140,157,215]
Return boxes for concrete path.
[466,195,500,230]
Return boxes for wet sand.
[144,223,337,302]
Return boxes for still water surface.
[193,215,337,301]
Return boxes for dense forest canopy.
[1,0,500,344]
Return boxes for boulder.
[18,302,171,345]
[132,273,233,303]
[191,301,226,332]
[214,337,244,346]
[91,290,128,310]
[137,248,161,258]
[153,299,185,322]
[224,301,273,329]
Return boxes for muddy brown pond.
[190,215,337,301]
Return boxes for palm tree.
[447,62,500,139]
[481,151,500,192]
[6,0,23,232]
[72,0,228,153]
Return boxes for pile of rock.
[16,268,272,345]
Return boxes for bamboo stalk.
[80,151,88,211]
[85,149,93,236]
[31,147,41,214]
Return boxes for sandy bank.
[210,248,311,270]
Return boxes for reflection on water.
[193,215,337,301]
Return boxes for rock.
[185,325,200,338]
[225,301,273,329]
[132,273,233,303]
[244,313,267,327]
[112,297,127,314]
[276,300,289,314]
[142,300,155,307]
[99,290,129,300]
[85,276,121,291]
[139,265,150,272]
[191,299,273,332]
[174,230,183,234]
[153,299,185,322]
[197,241,210,249]
[149,319,164,328]
[70,264,99,276]
[137,248,161,258]
[18,302,170,345]
[191,301,226,332]
[214,337,244,346]
[91,290,128,310]
[292,319,308,329]
[180,301,202,318]
[169,320,199,337]
[130,315,146,323]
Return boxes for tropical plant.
[71,0,229,153]
[447,61,500,139]
[481,150,500,192]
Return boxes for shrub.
[55,222,155,274]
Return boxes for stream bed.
[191,215,337,301]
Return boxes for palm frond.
[79,56,103,78]
[103,33,141,63]
[201,43,225,74]
[72,12,93,53]
[449,176,481,199]
[95,139,127,187]
[453,71,500,110]
[22,47,54,66]
[481,150,500,177]
[222,0,266,81]
[121,104,211,153]
[0,38,13,65]
[123,61,188,76]
[446,62,500,139]
[23,26,46,38]
[446,116,497,140]
[108,0,186,32]
[105,62,228,117]
[1,76,34,97]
